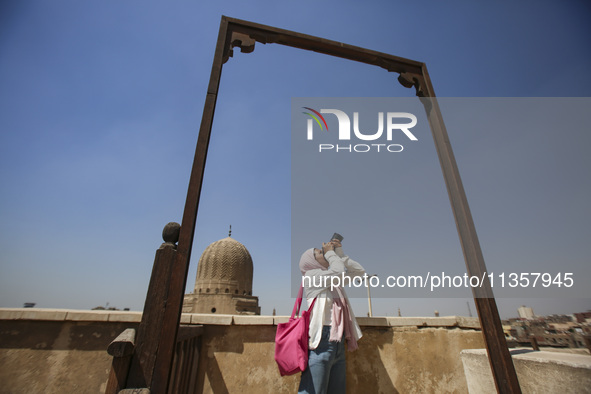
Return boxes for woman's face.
[313,248,329,268]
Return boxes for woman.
[298,239,366,394]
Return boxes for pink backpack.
[274,285,317,376]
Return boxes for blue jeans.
[298,326,346,394]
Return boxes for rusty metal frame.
[160,15,522,393]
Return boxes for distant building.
[518,305,535,319]
[183,234,260,315]
[574,310,591,324]
[504,308,590,350]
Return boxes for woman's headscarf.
[299,248,359,351]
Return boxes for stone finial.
[162,222,181,245]
[229,224,232,237]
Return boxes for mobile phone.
[331,233,344,242]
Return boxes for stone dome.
[194,237,254,296]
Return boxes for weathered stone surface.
[357,316,389,326]
[20,308,68,321]
[461,348,591,394]
[456,316,481,329]
[273,315,290,324]
[179,313,192,324]
[0,308,24,320]
[66,311,109,322]
[0,308,487,393]
[271,315,472,329]
[387,316,457,327]
[189,313,233,325]
[106,311,142,323]
[233,315,274,325]
[0,319,138,394]
[195,324,485,393]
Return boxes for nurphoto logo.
[302,107,418,153]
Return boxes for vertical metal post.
[367,274,376,317]
[367,285,373,317]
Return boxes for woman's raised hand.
[322,242,335,254]
[330,239,342,248]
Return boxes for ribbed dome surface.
[194,237,253,295]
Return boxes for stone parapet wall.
[0,308,484,393]
[196,322,485,393]
[0,312,139,394]
[0,308,482,327]
[461,348,591,394]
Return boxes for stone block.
[190,313,233,325]
[66,310,109,321]
[107,311,142,323]
[386,316,460,327]
[357,317,389,327]
[20,309,68,321]
[387,317,434,327]
[179,313,192,324]
[423,316,459,327]
[456,316,481,329]
[233,315,274,325]
[0,308,24,320]
[273,316,291,325]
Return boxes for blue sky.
[1,1,590,319]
